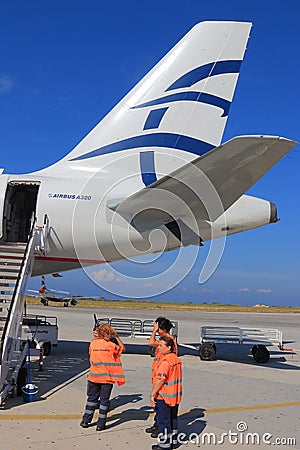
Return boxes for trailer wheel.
[149,346,156,357]
[43,342,52,356]
[17,367,28,396]
[252,345,270,363]
[199,343,216,361]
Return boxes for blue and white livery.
[0,21,296,276]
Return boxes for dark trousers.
[156,399,179,449]
[82,380,113,427]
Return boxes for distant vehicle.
[22,314,58,356]
[28,275,79,307]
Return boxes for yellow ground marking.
[1,401,300,420]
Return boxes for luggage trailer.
[191,326,284,363]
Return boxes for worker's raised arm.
[112,329,126,354]
[149,321,159,347]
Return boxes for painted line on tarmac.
[200,401,300,414]
[1,400,300,420]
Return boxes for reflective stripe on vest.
[156,353,182,406]
[88,339,125,386]
[152,340,178,378]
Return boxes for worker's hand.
[153,321,159,333]
[111,328,118,337]
[150,395,156,407]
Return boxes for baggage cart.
[184,326,284,363]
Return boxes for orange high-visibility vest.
[88,338,125,386]
[156,352,182,406]
[152,338,178,380]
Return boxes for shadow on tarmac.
[105,405,153,429]
[177,408,206,447]
[87,401,207,446]
[2,340,90,409]
[109,393,143,410]
[3,337,298,410]
[85,393,149,429]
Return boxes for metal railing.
[0,220,37,396]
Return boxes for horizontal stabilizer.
[109,135,297,226]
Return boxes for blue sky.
[1,1,299,306]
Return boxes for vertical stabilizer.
[42,21,252,175]
[39,275,46,295]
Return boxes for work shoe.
[146,424,158,434]
[150,429,159,438]
[80,421,89,428]
[96,425,105,431]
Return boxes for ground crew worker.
[150,335,182,450]
[146,317,178,437]
[80,323,126,431]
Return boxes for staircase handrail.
[0,218,37,361]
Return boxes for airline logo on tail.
[134,60,241,120]
[70,59,243,163]
[39,275,46,295]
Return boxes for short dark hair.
[156,316,173,332]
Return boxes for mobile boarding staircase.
[0,222,43,404]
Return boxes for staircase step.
[0,243,26,249]
[0,254,23,261]
[0,245,25,252]
[0,278,17,283]
[0,314,9,319]
[0,259,22,266]
[0,250,24,259]
[0,243,27,250]
[0,294,13,301]
[0,305,10,311]
[0,269,19,276]
[0,285,15,292]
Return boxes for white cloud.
[92,269,115,282]
[0,74,15,94]
[91,268,126,283]
[256,288,272,294]
[238,288,250,292]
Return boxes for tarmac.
[0,306,299,450]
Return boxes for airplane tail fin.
[43,21,252,176]
[39,275,46,295]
